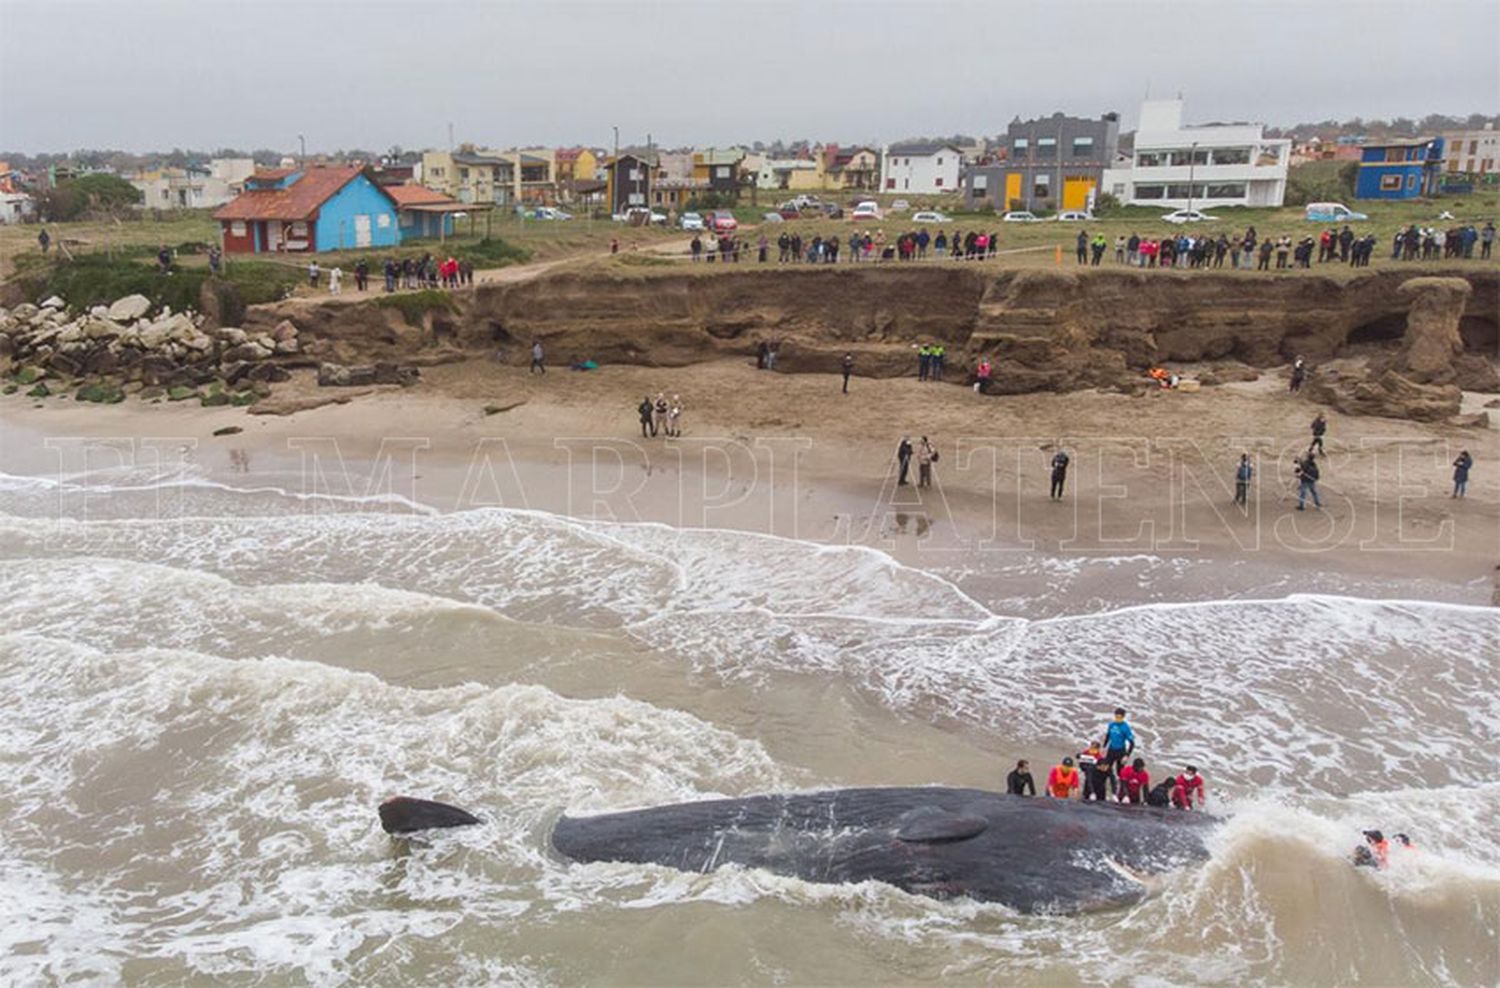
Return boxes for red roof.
[213,166,388,221]
[385,184,456,206]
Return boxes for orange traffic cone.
[1054,244,1062,265]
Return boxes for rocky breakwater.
[0,293,305,407]
[1308,277,1496,422]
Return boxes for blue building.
[215,166,402,254]
[1355,137,1445,200]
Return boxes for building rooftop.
[886,142,962,156]
[214,166,387,221]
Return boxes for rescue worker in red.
[1171,765,1206,810]
[1353,830,1390,869]
[1047,757,1081,799]
[1116,758,1150,805]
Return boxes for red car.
[703,211,739,233]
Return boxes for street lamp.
[1187,140,1198,214]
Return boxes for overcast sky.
[3,0,1497,154]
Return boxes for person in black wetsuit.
[1049,449,1070,500]
[896,437,914,486]
[1006,759,1036,797]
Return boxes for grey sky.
[3,0,1497,154]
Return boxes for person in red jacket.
[1116,758,1150,804]
[1047,757,1081,799]
[1171,765,1206,810]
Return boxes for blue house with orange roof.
[213,166,401,253]
[1355,137,1445,200]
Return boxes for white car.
[1162,209,1218,224]
[889,199,910,212]
[851,200,882,221]
[910,211,952,223]
[1055,211,1093,222]
[680,212,705,230]
[1002,211,1042,223]
[761,212,785,224]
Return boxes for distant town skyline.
[2,0,1497,155]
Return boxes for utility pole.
[448,122,454,151]
[1187,140,1199,215]
[298,134,306,161]
[612,125,619,214]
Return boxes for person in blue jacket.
[1102,707,1136,777]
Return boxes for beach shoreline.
[5,356,1496,608]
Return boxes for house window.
[1037,137,1056,150]
[230,221,246,237]
[715,166,729,178]
[629,168,642,181]
[289,221,307,236]
[1205,183,1246,199]
[1136,151,1165,167]
[934,177,943,187]
[1379,174,1403,191]
[1406,174,1418,191]
[1071,137,1093,157]
[972,175,988,190]
[1112,183,1126,196]
[1032,175,1050,199]
[1470,140,1479,155]
[1168,148,1209,167]
[1133,185,1165,199]
[903,178,909,189]
[432,167,444,177]
[1211,147,1250,165]
[460,168,469,180]
[1013,138,1029,152]
[937,157,944,166]
[886,178,895,189]
[377,214,391,228]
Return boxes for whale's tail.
[379,796,481,834]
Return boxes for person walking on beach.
[896,437,914,486]
[653,393,669,437]
[1076,230,1088,265]
[841,352,854,394]
[37,228,50,253]
[1006,759,1036,796]
[638,396,655,438]
[1309,412,1327,456]
[328,266,343,295]
[917,436,937,488]
[917,344,930,381]
[1235,453,1253,506]
[308,260,320,288]
[667,395,683,437]
[1452,450,1472,498]
[1295,452,1322,510]
[1049,449,1070,500]
[530,340,546,374]
[974,357,992,394]
[1289,357,1306,393]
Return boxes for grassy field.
[5,181,1495,298]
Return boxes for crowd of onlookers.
[1072,221,1495,271]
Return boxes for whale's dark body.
[551,787,1215,914]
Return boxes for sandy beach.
[6,356,1497,602]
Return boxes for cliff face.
[248,267,1500,395]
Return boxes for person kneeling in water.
[1006,759,1035,797]
[1352,830,1389,869]
[1116,758,1150,804]
[1170,765,1206,810]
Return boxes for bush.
[1285,161,1357,207]
[36,174,143,221]
[373,289,457,325]
[464,237,529,267]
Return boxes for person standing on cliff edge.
[1050,449,1071,500]
[530,340,545,374]
[841,352,854,394]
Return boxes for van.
[1305,202,1368,222]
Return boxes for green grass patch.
[373,289,458,325]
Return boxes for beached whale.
[549,787,1216,914]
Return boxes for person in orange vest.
[1047,756,1081,799]
[1353,830,1390,869]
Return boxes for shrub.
[373,289,457,325]
[36,174,143,221]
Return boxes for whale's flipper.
[379,796,481,834]
[894,806,988,843]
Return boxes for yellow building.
[421,149,515,205]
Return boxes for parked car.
[680,211,705,230]
[851,200,882,221]
[910,211,952,223]
[1161,209,1218,224]
[789,194,821,210]
[889,199,910,212]
[761,212,785,224]
[820,202,844,219]
[1002,211,1042,223]
[703,210,739,233]
[1304,201,1368,222]
[531,207,573,221]
[613,206,666,225]
[777,205,803,220]
[1054,210,1093,222]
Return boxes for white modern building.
[130,157,255,210]
[881,142,962,195]
[0,191,36,224]
[1101,100,1290,210]
[1441,124,1499,177]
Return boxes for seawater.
[0,468,1496,986]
